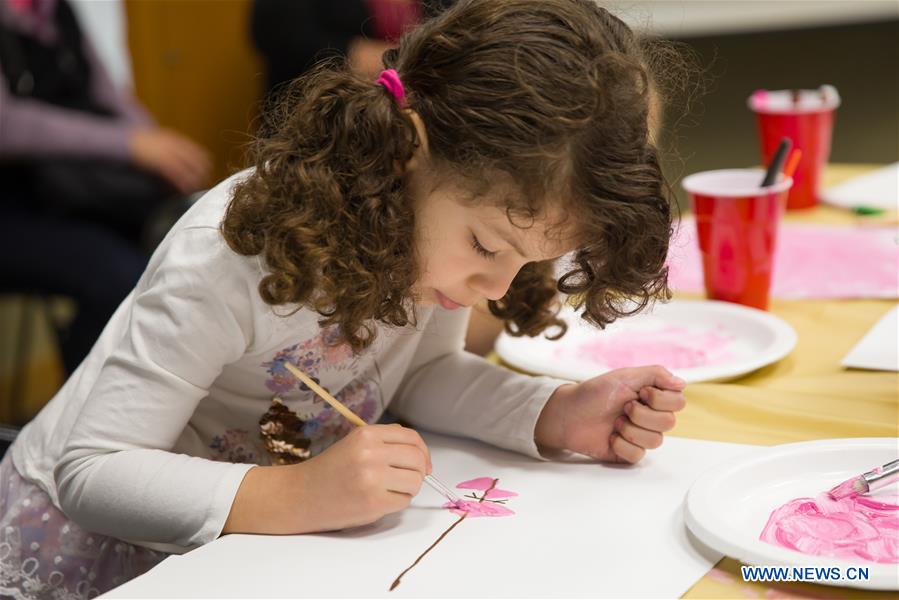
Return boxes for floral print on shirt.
[208,429,257,464]
[250,326,384,461]
[263,326,356,397]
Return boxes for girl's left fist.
[534,366,686,464]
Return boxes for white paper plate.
[494,299,797,383]
[820,162,899,211]
[685,438,899,590]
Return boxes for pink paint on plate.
[555,325,736,370]
[667,222,899,299]
[760,492,899,564]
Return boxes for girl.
[0,0,686,596]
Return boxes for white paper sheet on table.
[820,163,899,211]
[104,433,758,599]
[842,305,899,371]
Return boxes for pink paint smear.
[760,491,899,564]
[556,325,736,370]
[667,221,899,299]
[442,477,517,517]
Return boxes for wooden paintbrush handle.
[281,361,367,427]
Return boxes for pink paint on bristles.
[828,476,865,500]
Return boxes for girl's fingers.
[609,432,646,464]
[386,444,429,475]
[385,466,425,497]
[380,424,433,473]
[385,490,415,513]
[638,387,686,412]
[625,400,677,432]
[615,417,664,450]
[618,365,686,393]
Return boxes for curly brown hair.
[223,0,683,352]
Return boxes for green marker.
[851,206,885,216]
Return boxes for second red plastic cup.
[682,169,793,310]
[749,87,839,210]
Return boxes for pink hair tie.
[375,69,406,108]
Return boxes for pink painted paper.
[760,491,899,564]
[554,325,736,370]
[667,220,899,299]
[443,477,517,517]
[393,477,518,590]
[444,500,516,517]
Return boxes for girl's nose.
[469,267,519,302]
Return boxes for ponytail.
[223,60,421,351]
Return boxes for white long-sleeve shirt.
[11,171,568,554]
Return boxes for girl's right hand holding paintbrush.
[222,424,432,535]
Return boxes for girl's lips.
[435,290,463,310]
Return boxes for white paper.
[104,434,758,599]
[842,305,899,371]
[820,163,899,211]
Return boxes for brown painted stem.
[389,478,499,591]
[389,512,467,591]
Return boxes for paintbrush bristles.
[828,476,868,500]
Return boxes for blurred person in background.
[0,0,211,377]
[251,0,455,102]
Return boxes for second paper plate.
[494,299,797,383]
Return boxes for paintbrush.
[279,360,463,507]
[828,459,899,499]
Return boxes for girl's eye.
[471,234,497,260]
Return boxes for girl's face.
[404,111,575,309]
[410,175,575,309]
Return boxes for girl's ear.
[403,110,430,173]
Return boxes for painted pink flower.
[391,475,518,590]
[443,499,515,517]
[456,477,496,490]
[444,476,518,517]
[456,477,518,500]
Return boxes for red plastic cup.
[682,169,793,310]
[748,86,839,210]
